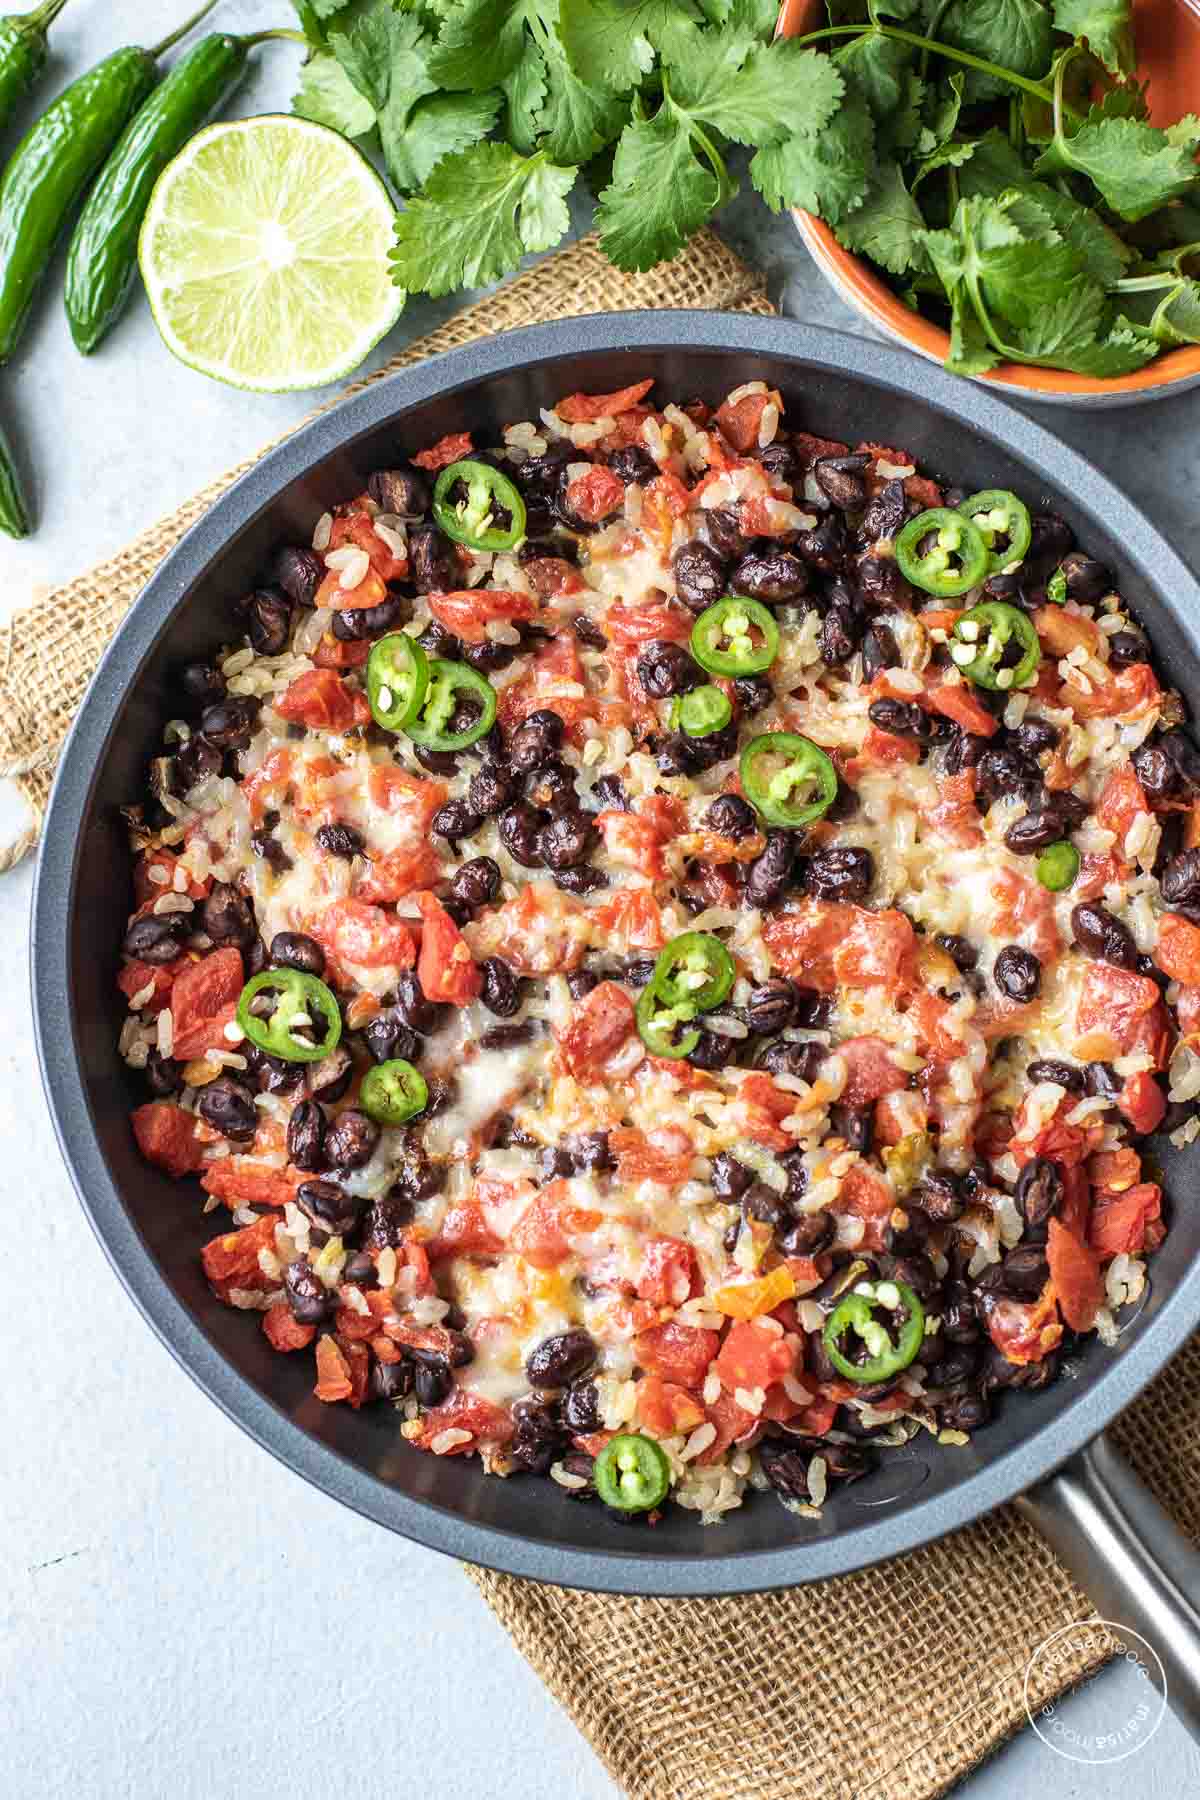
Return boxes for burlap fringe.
[0,230,772,867]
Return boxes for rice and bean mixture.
[120,376,1200,1524]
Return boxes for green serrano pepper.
[0,0,217,364]
[0,405,29,537]
[66,30,298,354]
[0,0,71,133]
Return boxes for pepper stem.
[243,28,308,47]
[26,0,73,33]
[149,0,219,61]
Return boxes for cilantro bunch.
[291,0,1200,381]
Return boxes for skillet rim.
[32,310,1200,1594]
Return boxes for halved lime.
[139,115,405,393]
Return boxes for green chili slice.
[635,983,700,1060]
[432,458,527,553]
[236,970,342,1065]
[594,1433,671,1512]
[823,1279,926,1385]
[671,683,732,737]
[634,932,735,1060]
[957,489,1032,575]
[1046,567,1068,605]
[895,507,990,598]
[691,594,780,677]
[366,633,429,732]
[405,658,497,750]
[950,601,1042,692]
[740,732,838,829]
[360,1058,428,1125]
[1036,841,1081,892]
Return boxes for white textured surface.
[4,4,1200,1796]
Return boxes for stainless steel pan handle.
[1016,1433,1200,1741]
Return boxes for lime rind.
[139,115,406,393]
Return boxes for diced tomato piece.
[240,747,294,826]
[1076,962,1163,1059]
[922,768,982,847]
[715,390,780,454]
[427,588,537,645]
[1090,1182,1162,1259]
[510,1185,604,1269]
[635,1236,697,1306]
[200,1162,304,1210]
[367,763,447,822]
[642,471,691,538]
[1047,1218,1104,1331]
[1074,850,1127,902]
[275,668,358,731]
[132,1101,206,1177]
[763,900,915,994]
[1065,661,1161,721]
[634,1321,719,1387]
[464,881,589,974]
[610,1126,694,1187]
[426,1198,507,1262]
[170,947,244,1060]
[991,869,1059,962]
[557,379,654,423]
[1034,605,1100,657]
[558,980,637,1079]
[521,556,586,599]
[713,1265,797,1320]
[414,890,481,1004]
[592,889,664,952]
[907,992,965,1062]
[1178,984,1200,1035]
[313,634,371,669]
[1155,912,1200,984]
[863,722,922,767]
[311,898,415,974]
[596,809,669,879]
[604,597,693,645]
[1089,1146,1142,1193]
[837,1162,893,1250]
[737,1071,799,1151]
[355,847,444,905]
[1096,766,1148,839]
[263,1303,316,1352]
[495,632,589,736]
[118,956,183,1014]
[342,1339,371,1408]
[1011,1094,1104,1172]
[314,1333,353,1403]
[714,1319,795,1391]
[875,1087,928,1146]
[636,1375,704,1435]
[133,849,210,907]
[329,505,407,583]
[414,1386,515,1449]
[1117,1071,1166,1135]
[564,467,625,524]
[923,683,999,737]
[412,430,472,471]
[315,564,388,614]
[987,1283,1063,1366]
[201,1213,280,1285]
[838,1034,907,1107]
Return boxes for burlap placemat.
[6,226,1198,1797]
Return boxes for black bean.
[934,933,977,975]
[1060,551,1110,602]
[856,551,912,610]
[367,467,430,515]
[285,1257,335,1324]
[942,1279,983,1345]
[383,972,437,1039]
[332,594,405,641]
[780,1212,833,1257]
[369,1356,414,1403]
[795,514,847,576]
[479,956,521,1017]
[251,828,292,874]
[314,823,364,860]
[1010,719,1059,759]
[1108,630,1149,669]
[296,1178,365,1235]
[696,506,750,562]
[409,521,459,593]
[242,586,292,656]
[567,1130,614,1173]
[999,1244,1051,1299]
[145,1048,182,1096]
[867,698,922,740]
[705,1156,753,1210]
[1160,848,1200,910]
[243,1044,305,1095]
[914,1169,966,1222]
[199,882,251,950]
[729,549,809,604]
[757,1439,815,1501]
[562,1381,601,1435]
[861,622,900,684]
[1070,901,1136,969]
[925,1345,980,1389]
[994,944,1041,1000]
[554,865,608,895]
[701,794,754,842]
[746,830,795,908]
[564,972,598,1006]
[480,1022,537,1051]
[526,1329,596,1388]
[759,440,801,485]
[361,1006,417,1068]
[175,733,224,790]
[426,800,478,850]
[733,673,774,715]
[572,612,608,651]
[939,1392,989,1433]
[123,912,189,964]
[271,545,324,608]
[286,1099,327,1172]
[414,1359,453,1408]
[1026,512,1074,574]
[1026,1059,1084,1093]
[198,1077,258,1142]
[200,696,260,751]
[607,443,656,484]
[445,857,497,914]
[672,540,728,613]
[178,660,226,711]
[325,1109,379,1171]
[814,454,869,510]
[1004,810,1069,856]
[640,640,703,700]
[498,801,547,867]
[1014,1157,1063,1232]
[507,1397,566,1473]
[685,1027,729,1071]
[803,846,874,903]
[742,1182,785,1232]
[361,1189,416,1253]
[538,810,595,871]
[856,479,908,545]
[508,709,563,775]
[745,979,797,1035]
[268,931,325,978]
[820,602,861,665]
[763,1040,826,1084]
[625,957,658,987]
[829,1102,872,1152]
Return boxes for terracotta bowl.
[777,0,1200,404]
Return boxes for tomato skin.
[557,378,654,423]
[412,430,472,471]
[1034,605,1099,658]
[1047,1218,1104,1331]
[427,588,536,645]
[312,899,415,974]
[1155,913,1200,984]
[329,505,407,584]
[604,597,693,645]
[132,1101,206,1177]
[862,723,920,767]
[170,947,244,1060]
[596,808,669,879]
[611,1126,693,1186]
[414,890,481,1004]
[565,466,625,524]
[355,847,443,905]
[558,980,637,1079]
[634,1321,719,1387]
[276,668,358,731]
[134,849,209,905]
[521,556,586,598]
[426,1199,506,1262]
[836,1036,906,1107]
[414,1387,515,1450]
[592,889,664,952]
[635,1236,697,1306]
[737,1071,798,1151]
[200,1162,305,1211]
[118,956,183,1014]
[313,635,370,669]
[986,1282,1063,1366]
[263,1303,317,1353]
[465,882,589,974]
[763,900,915,994]
[715,391,778,454]
[991,869,1059,962]
[837,1163,893,1251]
[1065,660,1160,721]
[1090,1182,1162,1258]
[923,683,999,738]
[1117,1071,1166,1136]
[509,1185,604,1269]
[201,1213,280,1285]
[714,1319,795,1391]
[1095,766,1148,839]
[1075,962,1163,1059]
[636,1375,704,1435]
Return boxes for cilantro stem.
[1111,273,1185,292]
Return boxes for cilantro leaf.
[836,160,926,274]
[329,1,433,111]
[836,30,923,156]
[1003,183,1129,286]
[946,286,999,375]
[429,0,538,88]
[388,90,503,188]
[502,37,548,151]
[1035,107,1200,221]
[537,29,629,161]
[1118,277,1200,347]
[954,127,1028,197]
[1167,114,1200,151]
[1051,0,1134,76]
[918,70,963,156]
[750,90,875,223]
[597,107,720,269]
[938,0,1054,103]
[1011,291,1156,374]
[294,51,378,136]
[670,36,845,148]
[558,0,701,95]
[391,142,576,292]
